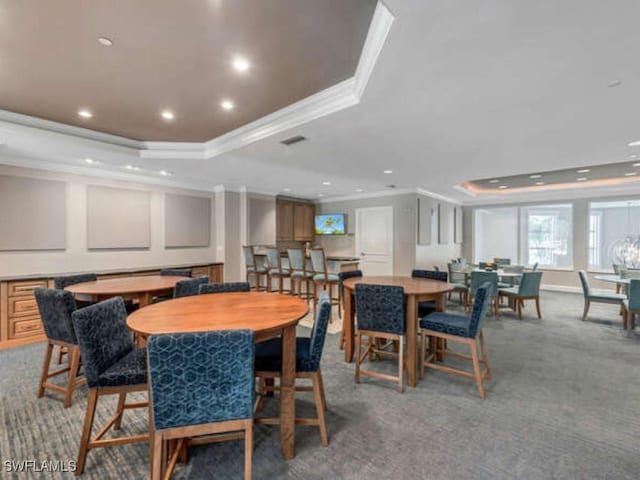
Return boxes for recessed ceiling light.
[232,56,250,72]
[529,174,542,179]
[159,170,172,176]
[98,37,113,47]
[628,140,640,147]
[624,172,637,177]
[84,158,98,165]
[577,177,588,181]
[577,169,590,173]
[629,154,638,160]
[489,179,500,183]
[633,162,640,167]
[498,185,508,189]
[221,100,235,111]
[607,79,622,88]
[535,181,545,186]
[282,188,291,192]
[383,170,393,174]
[78,109,92,119]
[317,193,324,197]
[355,189,364,193]
[161,110,175,120]
[125,165,140,171]
[322,181,331,186]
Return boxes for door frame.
[355,206,394,275]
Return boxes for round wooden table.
[342,276,453,388]
[64,275,187,307]
[127,292,309,460]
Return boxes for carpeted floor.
[1,291,639,479]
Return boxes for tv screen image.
[315,214,346,235]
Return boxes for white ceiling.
[2,0,640,204]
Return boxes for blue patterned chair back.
[531,262,539,272]
[287,248,306,272]
[54,273,97,290]
[242,246,256,269]
[628,279,640,311]
[310,248,328,275]
[71,297,133,388]
[447,262,466,284]
[199,282,250,294]
[160,268,192,277]
[174,276,209,298]
[518,272,542,297]
[306,293,332,372]
[34,288,78,344]
[338,269,362,301]
[147,330,254,430]
[265,247,282,271]
[412,269,448,282]
[578,270,590,297]
[355,284,405,335]
[470,271,497,297]
[468,283,493,337]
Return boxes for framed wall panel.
[0,175,66,251]
[454,206,463,244]
[438,203,453,244]
[165,193,211,247]
[417,197,433,245]
[87,186,150,249]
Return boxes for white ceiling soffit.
[0,1,394,161]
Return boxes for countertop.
[254,253,359,262]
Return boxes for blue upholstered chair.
[498,271,543,319]
[255,293,332,446]
[447,262,468,304]
[419,283,493,398]
[243,245,267,291]
[338,270,363,350]
[498,264,525,288]
[578,270,625,322]
[160,268,192,277]
[310,248,341,318]
[173,276,209,298]
[265,247,291,294]
[71,297,149,475]
[34,288,86,408]
[148,330,255,479]
[622,279,640,330]
[54,273,97,309]
[468,271,499,318]
[287,248,313,300]
[354,284,406,393]
[412,269,448,318]
[199,281,250,294]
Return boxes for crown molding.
[416,188,462,205]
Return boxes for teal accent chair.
[622,279,640,330]
[498,271,543,320]
[265,247,291,294]
[531,262,539,272]
[447,262,468,304]
[498,264,525,288]
[310,248,341,318]
[287,248,313,300]
[242,245,267,291]
[578,270,625,322]
[468,271,499,318]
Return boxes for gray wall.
[248,194,276,245]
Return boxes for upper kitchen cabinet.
[276,199,315,242]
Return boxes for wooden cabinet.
[277,199,314,242]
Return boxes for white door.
[355,206,394,276]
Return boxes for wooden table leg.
[406,294,418,387]
[280,325,296,459]
[435,293,447,362]
[139,292,151,308]
[344,289,354,362]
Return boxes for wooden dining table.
[64,275,187,307]
[126,291,309,460]
[342,276,454,388]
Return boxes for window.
[473,207,519,264]
[589,200,640,271]
[521,204,573,268]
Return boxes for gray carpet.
[1,291,639,479]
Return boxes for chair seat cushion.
[419,312,472,338]
[96,348,147,388]
[313,273,340,282]
[418,301,437,317]
[499,287,518,295]
[255,337,316,372]
[451,283,467,291]
[291,271,313,278]
[269,268,290,276]
[588,293,626,303]
[497,282,512,289]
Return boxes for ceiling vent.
[386,184,397,189]
[280,135,307,146]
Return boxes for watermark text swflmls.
[3,460,77,473]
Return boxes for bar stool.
[242,245,267,291]
[288,248,313,300]
[310,248,341,318]
[265,247,291,293]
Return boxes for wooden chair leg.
[151,430,163,480]
[312,372,329,446]
[582,299,590,321]
[244,420,253,480]
[623,308,628,330]
[38,341,54,398]
[317,369,327,411]
[517,299,522,320]
[57,346,66,365]
[354,333,362,384]
[113,392,127,430]
[398,336,404,394]
[64,346,82,408]
[469,340,485,399]
[419,332,426,380]
[535,296,542,319]
[479,330,491,379]
[76,389,99,475]
[494,297,500,319]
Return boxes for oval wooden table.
[342,276,453,388]
[64,275,187,307]
[127,292,309,460]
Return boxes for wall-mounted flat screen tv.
[315,213,346,235]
